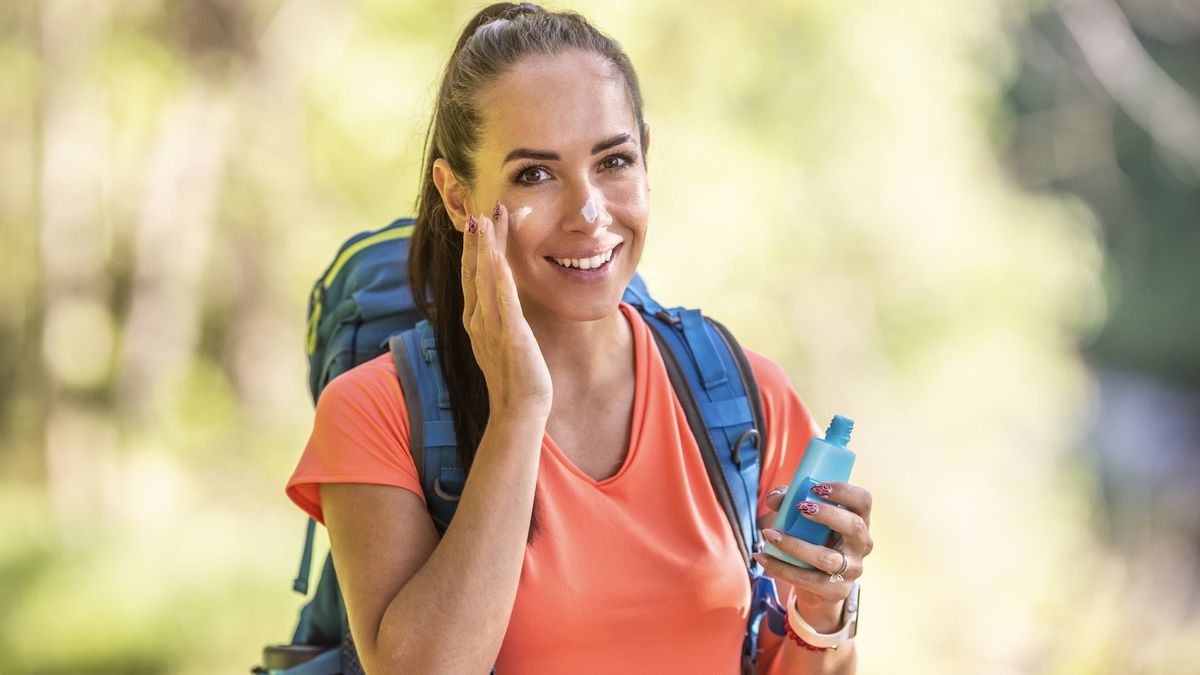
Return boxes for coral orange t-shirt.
[287,302,820,674]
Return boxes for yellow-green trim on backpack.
[306,225,415,356]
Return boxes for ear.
[432,158,472,233]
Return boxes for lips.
[545,242,624,270]
[544,242,623,280]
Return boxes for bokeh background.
[2,0,1198,673]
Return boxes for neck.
[524,304,632,402]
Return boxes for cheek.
[506,204,536,234]
[602,181,649,228]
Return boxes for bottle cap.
[824,415,854,447]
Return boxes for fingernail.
[467,214,477,234]
[810,483,833,498]
[767,486,788,498]
[493,200,502,221]
[762,528,783,544]
[478,216,488,235]
[797,501,820,515]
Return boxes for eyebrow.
[501,133,633,167]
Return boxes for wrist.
[785,582,860,651]
[487,412,549,443]
[491,399,551,426]
[792,593,843,633]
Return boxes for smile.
[548,243,621,270]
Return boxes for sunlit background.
[3,0,1199,673]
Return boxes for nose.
[560,182,612,235]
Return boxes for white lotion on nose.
[581,199,598,224]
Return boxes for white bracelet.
[786,582,860,650]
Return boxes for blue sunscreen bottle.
[763,415,856,568]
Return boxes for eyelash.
[511,151,638,186]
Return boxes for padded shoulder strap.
[635,307,763,565]
[389,325,496,675]
[621,296,787,672]
[390,321,465,532]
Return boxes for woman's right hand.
[462,201,553,421]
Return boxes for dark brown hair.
[408,3,648,543]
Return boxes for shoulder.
[741,347,792,392]
[312,352,410,442]
[318,353,403,415]
[739,345,821,437]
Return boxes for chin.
[522,286,627,325]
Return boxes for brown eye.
[601,152,635,171]
[516,166,550,185]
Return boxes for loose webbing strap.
[391,322,464,531]
[293,517,318,594]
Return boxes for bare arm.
[323,201,553,673]
[321,413,545,673]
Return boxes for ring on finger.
[828,551,849,583]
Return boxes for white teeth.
[553,247,616,270]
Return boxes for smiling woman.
[284,3,874,674]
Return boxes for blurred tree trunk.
[118,0,250,419]
[37,0,121,526]
[116,85,232,418]
[38,0,247,526]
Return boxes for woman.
[286,4,874,673]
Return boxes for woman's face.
[466,50,649,326]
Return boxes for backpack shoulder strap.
[620,292,786,673]
[632,305,765,565]
[389,324,495,675]
[389,321,465,532]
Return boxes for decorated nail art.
[810,483,833,498]
[467,214,477,234]
[493,200,502,221]
[797,501,820,515]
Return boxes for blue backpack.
[259,218,786,675]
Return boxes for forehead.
[476,50,637,158]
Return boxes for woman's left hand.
[752,482,874,625]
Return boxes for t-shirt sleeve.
[744,348,821,520]
[285,355,425,525]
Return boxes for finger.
[764,485,789,513]
[492,200,509,258]
[475,215,501,332]
[813,482,873,526]
[493,246,523,328]
[795,500,873,557]
[461,213,479,329]
[752,552,853,598]
[761,528,861,580]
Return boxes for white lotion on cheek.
[581,199,598,224]
[513,206,533,227]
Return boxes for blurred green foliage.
[2,0,1198,673]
